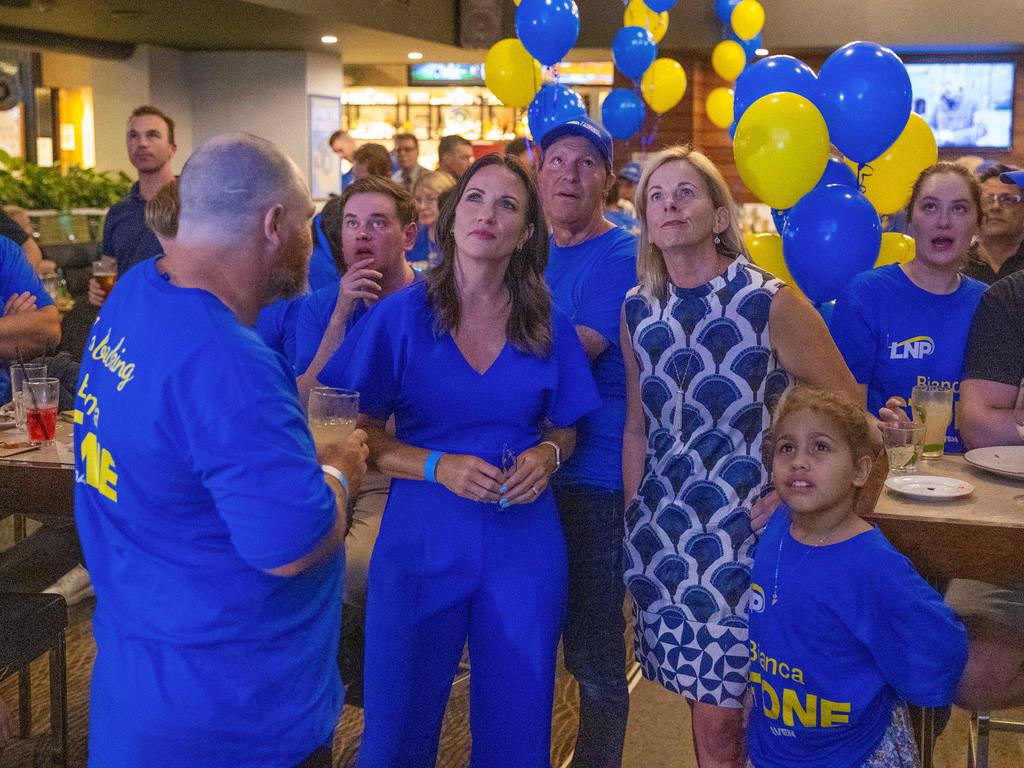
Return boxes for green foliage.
[0,149,132,210]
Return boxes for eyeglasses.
[982,193,1024,207]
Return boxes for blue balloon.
[645,0,678,11]
[733,55,818,126]
[715,0,740,24]
[515,0,580,67]
[612,26,657,80]
[816,41,912,164]
[528,85,586,143]
[782,185,882,304]
[815,158,858,190]
[728,30,762,62]
[602,88,646,140]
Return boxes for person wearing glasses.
[391,133,428,192]
[963,163,1024,284]
[831,162,988,452]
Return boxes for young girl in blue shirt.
[747,386,967,768]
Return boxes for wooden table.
[862,455,1024,767]
[863,455,1024,589]
[0,420,75,522]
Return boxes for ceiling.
[0,0,1022,66]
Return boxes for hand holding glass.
[910,385,954,459]
[307,387,359,446]
[92,256,118,300]
[881,422,926,474]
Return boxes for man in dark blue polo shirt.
[89,105,176,306]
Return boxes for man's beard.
[266,232,311,303]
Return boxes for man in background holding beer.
[89,105,177,306]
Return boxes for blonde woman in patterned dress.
[620,146,864,766]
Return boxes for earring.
[714,234,721,245]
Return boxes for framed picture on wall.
[309,95,341,200]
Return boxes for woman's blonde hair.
[413,170,456,199]
[634,146,747,301]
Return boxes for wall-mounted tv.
[409,63,484,87]
[557,62,614,87]
[904,61,1015,149]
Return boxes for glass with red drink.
[23,377,59,444]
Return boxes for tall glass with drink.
[910,384,954,459]
[1015,378,1024,442]
[9,362,47,431]
[881,422,926,474]
[93,256,118,300]
[307,387,359,446]
[23,377,59,445]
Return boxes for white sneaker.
[42,565,95,606]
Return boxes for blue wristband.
[424,450,445,483]
[321,464,349,497]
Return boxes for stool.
[0,592,68,766]
[967,710,1024,768]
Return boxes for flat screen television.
[557,62,614,87]
[904,61,1015,149]
[408,63,484,87]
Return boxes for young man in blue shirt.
[538,117,638,768]
[74,133,367,768]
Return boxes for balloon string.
[857,163,874,193]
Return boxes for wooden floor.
[2,595,1022,767]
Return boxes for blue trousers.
[357,483,568,768]
[554,483,629,768]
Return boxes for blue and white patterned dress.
[624,257,790,707]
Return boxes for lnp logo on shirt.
[749,583,766,614]
[889,335,934,360]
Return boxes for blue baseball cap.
[618,162,642,184]
[539,116,613,169]
[1000,169,1024,187]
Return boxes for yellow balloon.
[733,92,830,209]
[712,40,746,82]
[484,38,542,108]
[744,233,806,297]
[624,0,669,44]
[641,58,687,114]
[874,232,915,268]
[848,114,939,215]
[731,0,765,41]
[706,87,735,129]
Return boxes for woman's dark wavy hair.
[427,153,553,357]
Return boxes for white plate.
[885,475,974,499]
[0,413,15,431]
[964,446,1024,480]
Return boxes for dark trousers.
[555,484,629,768]
[294,745,332,768]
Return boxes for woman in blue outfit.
[339,153,600,768]
[621,147,865,767]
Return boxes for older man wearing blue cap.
[538,116,638,768]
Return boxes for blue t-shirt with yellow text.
[73,257,342,767]
[830,264,986,452]
[0,235,53,402]
[747,506,966,768]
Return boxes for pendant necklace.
[770,520,843,606]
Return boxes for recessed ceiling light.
[321,35,338,44]
[755,47,769,56]
[408,52,424,60]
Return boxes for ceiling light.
[321,35,338,44]
[755,47,769,56]
[408,52,424,60]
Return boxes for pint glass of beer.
[93,256,118,299]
